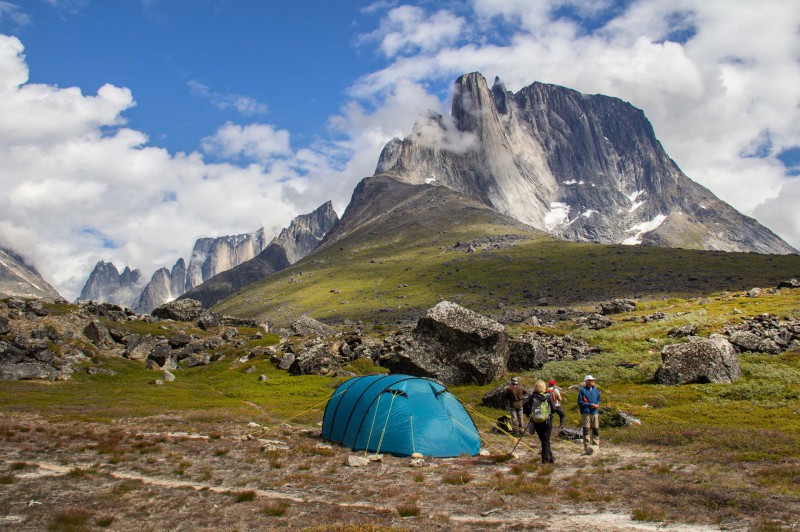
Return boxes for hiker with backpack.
[503,377,527,435]
[525,379,557,463]
[546,379,566,431]
[578,374,601,454]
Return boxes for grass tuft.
[261,500,290,516]
[396,503,420,518]
[233,490,257,503]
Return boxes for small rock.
[747,288,762,298]
[153,379,165,386]
[409,458,425,468]
[162,370,175,382]
[347,455,370,467]
[367,454,383,462]
[247,422,261,428]
[479,449,491,457]
[258,374,269,381]
[245,366,255,374]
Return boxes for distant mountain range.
[76,202,337,313]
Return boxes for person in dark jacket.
[578,374,601,454]
[503,377,526,435]
[525,379,557,463]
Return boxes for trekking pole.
[507,416,532,458]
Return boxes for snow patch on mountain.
[544,202,570,230]
[622,214,667,245]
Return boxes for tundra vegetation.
[1,244,799,529]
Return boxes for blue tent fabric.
[322,374,481,457]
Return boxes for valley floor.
[1,413,795,531]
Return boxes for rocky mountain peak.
[0,246,62,301]
[374,72,796,255]
[77,260,142,308]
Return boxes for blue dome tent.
[322,374,481,457]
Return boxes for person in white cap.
[503,377,526,435]
[577,375,601,454]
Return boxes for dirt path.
[0,416,750,530]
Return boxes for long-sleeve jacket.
[578,385,600,414]
[503,385,526,409]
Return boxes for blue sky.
[16,1,381,155]
[1,0,799,298]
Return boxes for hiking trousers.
[510,407,525,433]
[554,405,566,428]
[581,412,600,449]
[533,421,554,463]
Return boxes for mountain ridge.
[375,72,795,254]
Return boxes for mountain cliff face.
[181,201,339,308]
[376,72,795,254]
[185,229,268,292]
[0,247,62,300]
[77,261,142,308]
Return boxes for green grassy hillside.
[214,217,800,326]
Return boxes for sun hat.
[584,375,595,382]
[548,379,556,385]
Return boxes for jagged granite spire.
[77,260,142,307]
[376,72,796,254]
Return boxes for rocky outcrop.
[654,337,742,385]
[291,315,336,337]
[378,301,509,385]
[598,299,637,315]
[0,247,62,301]
[374,72,796,254]
[723,314,800,354]
[507,332,599,371]
[151,299,204,321]
[180,202,339,309]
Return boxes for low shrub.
[233,490,256,503]
[261,500,290,516]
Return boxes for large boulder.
[290,315,336,337]
[0,362,58,380]
[83,320,114,347]
[152,299,204,321]
[123,335,163,361]
[378,301,508,385]
[654,337,742,385]
[288,340,341,376]
[598,299,636,315]
[507,334,548,371]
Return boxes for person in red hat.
[545,379,566,430]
